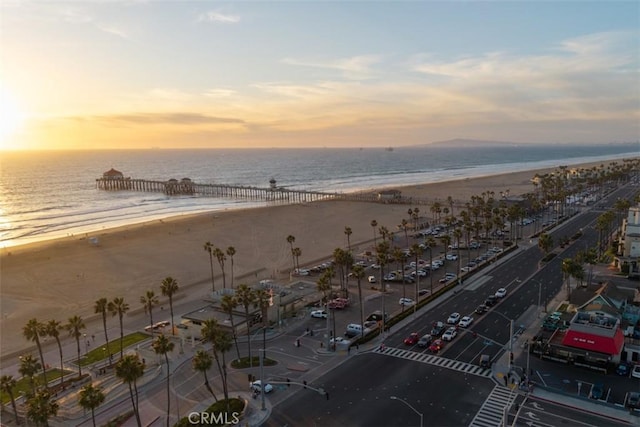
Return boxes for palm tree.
[409,243,423,311]
[78,384,105,427]
[160,277,179,336]
[344,226,353,252]
[214,247,227,289]
[424,236,436,295]
[140,290,159,332]
[94,298,112,363]
[220,294,241,359]
[44,320,65,386]
[1,375,20,424]
[292,247,302,271]
[115,354,145,427]
[351,264,366,338]
[538,233,554,255]
[286,235,296,272]
[108,297,129,359]
[316,273,332,348]
[254,289,271,353]
[65,315,86,379]
[152,334,175,427]
[23,319,47,387]
[226,246,236,288]
[201,319,231,411]
[204,241,216,292]
[19,354,41,395]
[192,349,217,401]
[25,388,58,427]
[235,284,256,363]
[370,220,378,247]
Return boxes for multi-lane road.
[265,183,639,426]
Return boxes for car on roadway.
[442,327,458,341]
[475,305,487,315]
[404,332,419,345]
[399,297,416,307]
[417,334,433,348]
[431,321,446,336]
[428,339,444,353]
[495,288,507,298]
[330,336,351,346]
[458,316,474,328]
[484,295,498,307]
[367,275,377,283]
[447,312,461,324]
[632,364,640,379]
[250,380,273,394]
[310,310,327,319]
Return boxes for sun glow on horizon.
[0,87,27,149]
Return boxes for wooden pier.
[95,168,390,204]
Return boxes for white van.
[345,323,363,337]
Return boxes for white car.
[458,316,474,328]
[442,327,458,341]
[632,364,640,379]
[495,288,507,298]
[367,275,377,283]
[446,254,458,261]
[399,298,416,307]
[447,312,461,324]
[310,310,327,319]
[250,380,273,393]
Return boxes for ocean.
[0,143,637,248]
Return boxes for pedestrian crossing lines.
[374,346,492,378]
[469,385,517,427]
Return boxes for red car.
[428,339,445,353]
[404,332,419,345]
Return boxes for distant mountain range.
[427,138,535,148]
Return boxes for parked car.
[417,334,433,348]
[616,363,630,376]
[447,312,461,324]
[428,339,444,353]
[250,380,273,394]
[495,288,507,298]
[404,332,419,345]
[458,316,474,328]
[418,289,430,296]
[626,391,640,410]
[632,364,640,379]
[446,254,458,261]
[310,310,327,319]
[366,311,389,322]
[399,297,416,307]
[442,327,458,341]
[367,275,377,283]
[590,383,604,400]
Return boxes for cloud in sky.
[197,10,240,24]
[2,2,638,149]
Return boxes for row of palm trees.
[203,242,237,292]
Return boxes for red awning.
[561,329,625,355]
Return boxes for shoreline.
[1,156,632,253]
[0,158,633,359]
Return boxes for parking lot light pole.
[390,396,423,427]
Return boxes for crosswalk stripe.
[469,384,519,427]
[374,346,492,378]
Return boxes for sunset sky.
[1,1,638,150]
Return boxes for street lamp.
[390,396,423,427]
[83,333,88,355]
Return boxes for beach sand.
[0,160,614,360]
